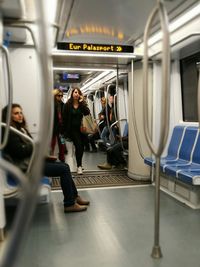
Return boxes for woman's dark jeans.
[44,161,78,207]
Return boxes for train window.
[180,52,200,122]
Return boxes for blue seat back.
[123,122,128,137]
[178,127,198,161]
[167,126,185,157]
[192,130,200,164]
[7,174,18,186]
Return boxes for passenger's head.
[70,87,83,102]
[101,97,106,107]
[53,88,63,102]
[109,95,114,104]
[2,103,26,128]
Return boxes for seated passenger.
[98,97,106,133]
[100,95,118,146]
[2,103,90,213]
[97,123,128,169]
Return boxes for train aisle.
[14,185,200,267]
[65,145,107,172]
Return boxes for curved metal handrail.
[143,3,170,157]
[197,63,200,129]
[116,118,128,152]
[115,73,129,153]
[0,123,35,174]
[93,91,102,135]
[0,45,13,150]
[130,60,146,159]
[113,68,119,124]
[0,1,53,267]
[113,94,118,124]
[4,19,59,47]
[93,90,98,120]
[143,0,170,259]
[105,84,115,144]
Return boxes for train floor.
[65,146,108,172]
[13,185,200,267]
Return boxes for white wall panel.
[9,47,41,136]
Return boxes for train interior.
[0,0,200,267]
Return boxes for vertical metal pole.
[143,0,170,259]
[0,11,6,243]
[151,157,162,258]
[197,62,200,128]
[114,66,119,122]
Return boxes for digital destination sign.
[57,42,134,53]
[61,73,80,83]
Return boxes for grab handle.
[143,1,170,157]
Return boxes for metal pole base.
[151,246,163,259]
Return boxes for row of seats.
[144,125,200,185]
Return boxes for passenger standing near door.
[63,87,90,174]
[100,95,117,145]
[98,97,107,133]
[50,89,66,162]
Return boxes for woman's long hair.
[68,87,83,104]
[2,103,27,129]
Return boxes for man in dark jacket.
[98,123,128,169]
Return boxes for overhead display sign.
[57,42,134,53]
[61,73,80,83]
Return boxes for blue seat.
[7,175,50,187]
[176,131,200,172]
[123,122,128,137]
[5,175,51,199]
[163,127,199,176]
[177,170,200,185]
[144,125,200,186]
[144,125,186,167]
[175,130,200,184]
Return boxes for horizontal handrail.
[0,123,35,174]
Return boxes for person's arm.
[80,102,90,116]
[6,132,32,159]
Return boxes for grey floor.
[13,185,200,267]
[65,148,107,172]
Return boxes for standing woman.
[63,87,90,174]
[50,89,65,162]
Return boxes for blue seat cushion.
[144,157,155,167]
[144,126,186,168]
[164,161,191,177]
[177,169,200,185]
[6,175,50,187]
[162,127,198,172]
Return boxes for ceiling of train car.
[57,0,198,44]
[53,0,199,88]
[21,0,199,89]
